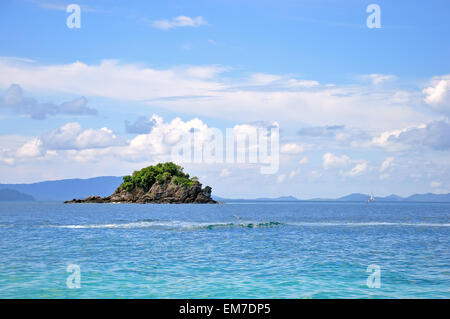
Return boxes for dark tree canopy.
[120,162,197,191]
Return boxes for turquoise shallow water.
[0,201,449,298]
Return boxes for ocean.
[0,201,449,298]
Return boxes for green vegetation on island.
[120,162,198,191]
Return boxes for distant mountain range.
[1,177,450,202]
[0,189,35,202]
[0,176,123,201]
[335,193,450,202]
[213,193,450,203]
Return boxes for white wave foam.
[52,220,283,230]
[51,220,450,230]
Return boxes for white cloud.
[250,73,282,85]
[153,16,208,30]
[16,138,43,158]
[280,143,304,154]
[323,152,368,177]
[0,84,97,119]
[7,115,280,178]
[184,66,226,79]
[430,181,442,188]
[284,79,320,88]
[125,115,158,134]
[299,156,309,164]
[126,115,219,160]
[247,73,319,89]
[423,76,450,108]
[343,162,368,177]
[372,129,404,147]
[362,74,396,85]
[41,122,124,150]
[372,120,450,151]
[0,155,14,165]
[380,157,394,172]
[323,152,350,169]
[0,58,435,131]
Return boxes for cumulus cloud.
[41,122,125,150]
[16,138,43,158]
[126,115,216,158]
[14,122,126,158]
[153,16,208,30]
[423,75,450,109]
[373,120,450,151]
[323,152,368,177]
[280,143,304,154]
[10,115,280,175]
[125,115,159,134]
[323,152,350,169]
[0,84,97,119]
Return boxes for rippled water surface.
[0,201,449,298]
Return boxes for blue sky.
[0,0,449,198]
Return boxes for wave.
[50,220,450,230]
[52,220,284,230]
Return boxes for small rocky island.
[64,162,217,204]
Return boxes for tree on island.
[120,162,198,191]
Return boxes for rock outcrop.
[64,163,217,204]
[65,181,216,204]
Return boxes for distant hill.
[332,193,450,202]
[215,193,450,203]
[337,193,371,201]
[1,175,449,203]
[405,193,450,202]
[0,176,123,201]
[336,193,402,201]
[0,189,35,202]
[382,194,403,201]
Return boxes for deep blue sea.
[0,201,449,298]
